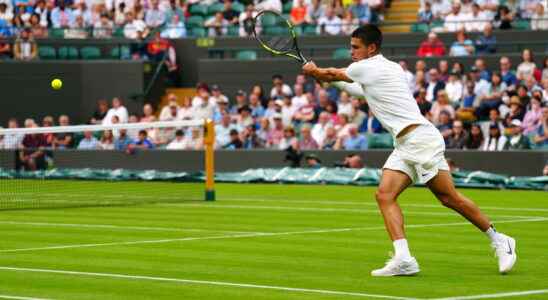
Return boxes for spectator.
[114,129,132,151]
[469,66,491,100]
[341,153,364,168]
[445,71,463,105]
[0,3,13,24]
[64,15,88,38]
[504,119,530,149]
[532,106,548,148]
[161,14,186,38]
[248,93,265,119]
[103,97,129,125]
[165,0,185,23]
[222,129,243,149]
[147,31,172,62]
[270,74,292,99]
[416,31,446,57]
[293,94,316,124]
[0,33,11,59]
[418,2,434,23]
[499,56,519,88]
[475,23,496,54]
[415,87,432,117]
[239,4,257,37]
[291,84,308,110]
[444,2,466,32]
[465,123,484,149]
[449,29,474,56]
[236,105,254,128]
[425,68,445,102]
[456,80,478,121]
[522,96,543,135]
[399,60,415,92]
[204,12,230,37]
[242,124,264,149]
[50,0,74,28]
[431,0,451,19]
[192,87,215,121]
[464,3,488,32]
[13,29,37,60]
[517,49,536,81]
[166,129,186,150]
[480,109,504,140]
[53,115,74,149]
[341,10,358,35]
[305,0,325,25]
[476,0,499,20]
[436,110,453,141]
[129,129,154,150]
[476,72,507,119]
[321,126,339,149]
[348,0,371,24]
[145,0,165,29]
[19,120,48,171]
[342,124,367,150]
[360,109,383,133]
[531,3,548,30]
[311,111,331,146]
[266,113,284,147]
[507,96,526,121]
[99,130,114,150]
[299,124,319,150]
[3,118,24,149]
[93,13,113,38]
[318,7,342,35]
[90,99,109,124]
[495,5,513,30]
[438,60,450,82]
[77,131,100,150]
[305,154,322,169]
[431,90,456,125]
[350,98,367,127]
[520,0,541,19]
[256,117,270,143]
[447,120,467,149]
[483,123,507,151]
[290,0,308,26]
[415,70,427,94]
[177,96,193,120]
[29,13,48,38]
[124,11,149,39]
[140,103,156,123]
[279,126,297,150]
[41,116,54,145]
[222,0,239,25]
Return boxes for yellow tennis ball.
[51,78,62,90]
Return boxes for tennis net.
[0,119,215,210]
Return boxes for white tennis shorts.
[383,123,449,184]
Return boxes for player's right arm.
[331,81,364,98]
[302,61,353,83]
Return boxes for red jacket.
[417,39,446,57]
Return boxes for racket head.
[253,10,297,56]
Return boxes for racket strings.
[264,36,293,52]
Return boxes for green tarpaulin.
[1,168,547,191]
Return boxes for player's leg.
[371,168,420,276]
[426,170,517,273]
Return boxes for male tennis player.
[302,24,516,276]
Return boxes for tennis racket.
[252,10,308,64]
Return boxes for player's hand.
[302,61,317,76]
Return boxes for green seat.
[411,23,429,33]
[232,1,244,13]
[113,26,124,37]
[110,46,131,59]
[49,28,64,38]
[80,46,101,59]
[259,13,277,27]
[235,50,257,60]
[263,26,286,36]
[431,19,444,29]
[38,46,56,60]
[207,2,224,15]
[303,25,318,35]
[332,48,351,59]
[190,27,207,37]
[186,15,204,28]
[58,46,79,59]
[513,19,530,30]
[367,133,394,149]
[189,4,208,16]
[227,24,240,36]
[282,1,292,13]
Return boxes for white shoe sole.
[500,237,517,274]
[371,271,420,277]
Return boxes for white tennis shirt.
[335,54,430,137]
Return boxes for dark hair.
[138,130,147,136]
[272,74,283,80]
[351,24,383,52]
[175,129,183,136]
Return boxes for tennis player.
[302,24,516,276]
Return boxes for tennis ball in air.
[51,78,62,90]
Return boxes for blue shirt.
[114,136,132,151]
[450,40,473,56]
[132,138,155,149]
[250,105,265,119]
[501,71,518,87]
[344,134,368,150]
[536,126,548,148]
[475,34,497,54]
[349,4,371,23]
[77,137,99,150]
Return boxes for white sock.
[484,226,499,243]
[393,239,412,260]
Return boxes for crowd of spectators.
[417,0,548,31]
[2,49,547,169]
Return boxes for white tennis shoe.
[371,256,420,277]
[492,233,517,274]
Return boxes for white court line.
[221,198,548,214]
[158,203,541,219]
[0,295,52,300]
[429,289,548,300]
[1,218,546,254]
[0,266,417,300]
[0,221,260,234]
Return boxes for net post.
[204,119,215,201]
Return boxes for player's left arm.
[302,61,353,83]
